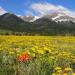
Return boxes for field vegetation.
[0,36,75,75]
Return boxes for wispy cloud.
[0,6,7,15]
[29,2,75,17]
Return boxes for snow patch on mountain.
[56,19,70,22]
[52,14,65,20]
[0,7,7,15]
[30,16,40,22]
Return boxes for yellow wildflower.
[73,73,75,75]
[65,67,72,71]
[52,73,56,75]
[63,73,68,75]
[55,67,62,70]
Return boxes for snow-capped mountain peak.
[30,16,40,22]
[20,15,34,22]
[52,13,65,20]
[0,7,7,15]
[19,12,75,22]
[42,12,75,22]
[20,15,40,22]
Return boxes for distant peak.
[20,15,40,22]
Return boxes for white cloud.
[29,2,75,18]
[0,6,7,15]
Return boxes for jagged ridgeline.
[0,13,75,35]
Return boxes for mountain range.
[19,12,75,23]
[0,8,75,35]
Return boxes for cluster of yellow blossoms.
[52,67,75,75]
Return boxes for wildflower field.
[0,36,75,75]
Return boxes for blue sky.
[0,0,75,16]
